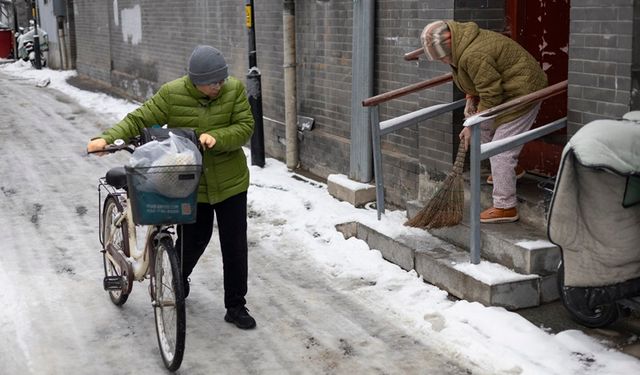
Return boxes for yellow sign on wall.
[245,5,252,28]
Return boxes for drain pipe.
[57,16,68,69]
[349,0,375,182]
[283,0,298,170]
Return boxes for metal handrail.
[363,73,453,107]
[380,100,465,136]
[463,81,568,127]
[464,80,568,264]
[363,70,568,265]
[362,73,460,219]
[404,48,424,61]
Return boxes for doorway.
[505,0,570,177]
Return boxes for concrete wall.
[14,0,31,29]
[73,0,110,82]
[36,0,57,68]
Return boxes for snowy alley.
[1,63,639,375]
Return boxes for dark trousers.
[175,192,248,308]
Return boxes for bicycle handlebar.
[87,138,138,155]
[87,133,205,156]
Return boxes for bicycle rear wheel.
[102,196,130,306]
[151,237,186,371]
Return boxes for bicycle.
[89,131,201,371]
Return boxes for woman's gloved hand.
[459,127,471,151]
[464,95,479,118]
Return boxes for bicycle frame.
[98,179,165,285]
[122,197,153,280]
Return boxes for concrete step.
[336,221,557,310]
[467,171,555,232]
[406,200,561,276]
[407,170,559,272]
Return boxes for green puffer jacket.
[98,76,255,204]
[447,21,548,126]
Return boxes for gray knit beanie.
[188,45,229,85]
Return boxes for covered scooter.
[15,19,48,67]
[548,111,640,328]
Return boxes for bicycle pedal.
[103,276,125,291]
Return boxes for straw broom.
[405,142,467,229]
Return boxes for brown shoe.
[480,207,519,223]
[487,166,526,185]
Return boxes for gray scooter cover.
[548,114,640,287]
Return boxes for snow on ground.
[1,60,639,374]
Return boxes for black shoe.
[224,306,256,329]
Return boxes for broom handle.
[452,142,467,175]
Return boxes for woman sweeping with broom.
[407,20,547,228]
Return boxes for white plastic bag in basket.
[130,131,202,167]
[130,132,202,198]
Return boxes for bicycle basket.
[125,164,201,225]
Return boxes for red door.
[505,0,569,177]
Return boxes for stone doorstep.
[406,199,560,276]
[431,218,560,276]
[327,173,376,208]
[336,221,545,310]
[415,248,540,310]
[465,172,553,232]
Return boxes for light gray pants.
[481,104,541,209]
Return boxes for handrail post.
[469,123,482,264]
[370,106,384,219]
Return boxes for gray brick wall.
[73,0,111,83]
[292,0,354,178]
[567,0,635,134]
[632,1,640,110]
[70,0,506,209]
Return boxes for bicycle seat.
[106,167,127,189]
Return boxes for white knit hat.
[420,21,452,61]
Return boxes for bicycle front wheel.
[151,238,186,371]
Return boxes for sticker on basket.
[130,189,198,225]
[147,204,180,215]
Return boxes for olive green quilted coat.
[447,21,548,126]
[98,76,255,204]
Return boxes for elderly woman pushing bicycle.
[87,45,257,333]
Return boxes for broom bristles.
[405,143,467,229]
